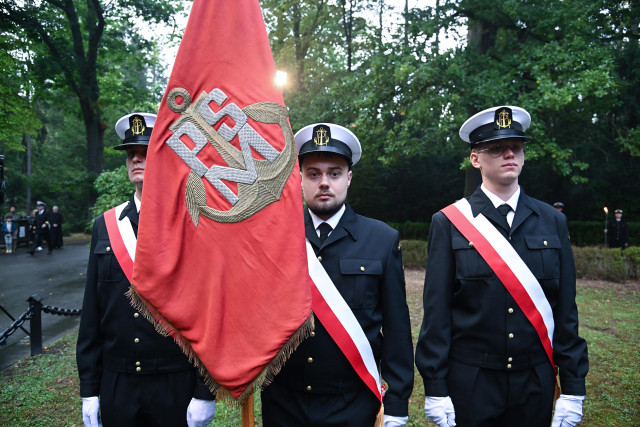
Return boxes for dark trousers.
[261,381,380,427]
[99,369,196,427]
[448,360,556,427]
[30,229,52,253]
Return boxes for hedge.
[390,221,639,247]
[400,240,640,283]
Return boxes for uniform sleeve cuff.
[382,396,409,417]
[559,377,586,396]
[423,379,449,397]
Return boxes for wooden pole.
[241,394,255,427]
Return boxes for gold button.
[507,364,512,369]
[134,312,139,318]
[106,247,111,252]
[136,367,141,372]
[317,256,322,261]
[398,243,402,250]
[360,266,365,272]
[307,357,313,364]
[544,240,548,246]
[136,361,141,366]
[508,357,513,362]
[468,242,474,247]
[508,308,514,314]
[310,332,315,337]
[134,338,140,343]
[508,333,514,339]
[306,386,312,391]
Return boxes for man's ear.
[470,152,481,169]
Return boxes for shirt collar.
[481,184,520,212]
[134,193,141,213]
[309,204,346,231]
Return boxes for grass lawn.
[1,270,638,426]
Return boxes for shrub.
[400,240,428,269]
[570,246,638,282]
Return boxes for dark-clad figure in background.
[261,123,414,427]
[50,205,63,248]
[415,106,588,427]
[553,202,564,213]
[29,201,52,255]
[76,113,215,427]
[606,209,629,249]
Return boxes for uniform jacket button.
[306,385,312,391]
[307,357,313,363]
[136,367,141,372]
[508,333,514,339]
[134,338,140,343]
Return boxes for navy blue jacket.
[273,203,414,416]
[76,196,212,399]
[416,187,588,397]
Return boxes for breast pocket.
[339,258,383,308]
[94,238,125,283]
[524,234,561,280]
[452,235,493,279]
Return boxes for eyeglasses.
[476,143,526,158]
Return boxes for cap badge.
[495,108,512,129]
[131,116,146,135]
[313,127,329,146]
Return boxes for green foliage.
[90,165,133,222]
[400,239,428,270]
[572,246,639,282]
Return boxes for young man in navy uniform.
[76,113,215,427]
[261,123,414,427]
[415,106,589,427]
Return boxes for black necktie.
[497,204,512,228]
[318,222,332,243]
[497,203,512,216]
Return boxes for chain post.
[27,294,43,355]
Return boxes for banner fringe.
[126,285,315,406]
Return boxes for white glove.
[424,396,456,427]
[551,394,585,427]
[81,396,102,427]
[187,398,216,427]
[384,414,408,426]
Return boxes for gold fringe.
[126,285,315,406]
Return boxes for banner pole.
[241,394,255,427]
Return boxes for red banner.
[130,0,313,400]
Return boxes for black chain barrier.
[0,294,81,355]
[0,310,32,346]
[42,305,82,316]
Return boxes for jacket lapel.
[511,190,538,233]
[119,195,139,236]
[304,203,359,251]
[468,188,510,234]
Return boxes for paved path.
[0,238,90,369]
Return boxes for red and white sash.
[103,201,136,284]
[441,199,555,369]
[306,240,383,402]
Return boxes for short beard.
[308,200,344,219]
